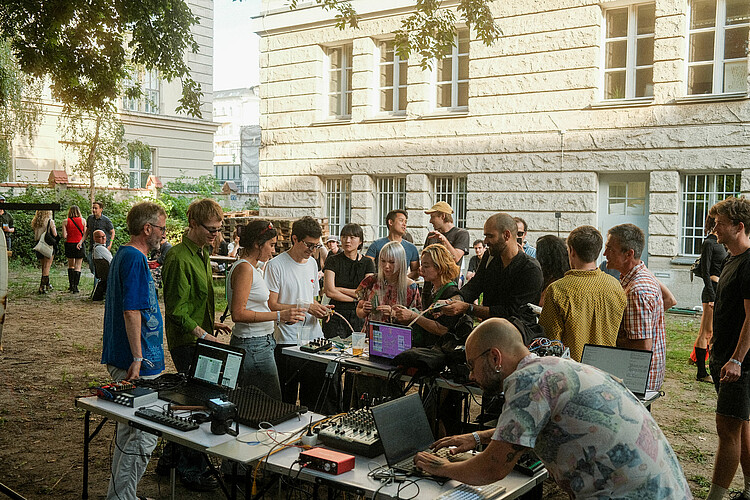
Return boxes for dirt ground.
[0,266,729,499]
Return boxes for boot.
[38,276,47,294]
[73,271,81,293]
[696,347,712,382]
[44,275,53,292]
[67,269,74,292]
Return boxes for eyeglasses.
[465,348,492,372]
[201,224,222,234]
[517,231,525,237]
[302,240,323,250]
[148,222,167,234]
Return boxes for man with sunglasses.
[162,198,231,491]
[514,217,536,257]
[266,216,334,410]
[414,318,691,499]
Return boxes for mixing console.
[134,408,199,432]
[318,407,383,458]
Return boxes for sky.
[213,0,262,91]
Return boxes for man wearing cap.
[325,235,342,256]
[0,196,14,252]
[424,201,470,295]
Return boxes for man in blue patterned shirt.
[415,318,692,499]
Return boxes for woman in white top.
[228,220,304,398]
[32,210,57,294]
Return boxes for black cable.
[397,478,421,499]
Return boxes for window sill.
[310,118,352,127]
[670,256,698,265]
[589,97,654,109]
[361,114,407,124]
[417,109,469,120]
[673,92,748,104]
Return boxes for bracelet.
[471,431,481,449]
[133,357,143,363]
[730,358,742,366]
[468,304,474,315]
[277,311,281,323]
[200,331,208,340]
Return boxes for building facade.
[7,0,216,190]
[254,0,750,306]
[213,87,261,196]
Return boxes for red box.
[299,447,355,475]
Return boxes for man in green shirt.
[161,198,230,491]
[163,198,231,371]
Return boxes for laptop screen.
[580,344,652,397]
[190,339,245,390]
[371,393,435,466]
[369,321,412,359]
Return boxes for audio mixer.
[318,407,383,458]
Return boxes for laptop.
[370,393,435,474]
[159,339,246,406]
[368,321,412,361]
[580,344,653,399]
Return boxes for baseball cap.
[0,195,5,202]
[425,201,453,215]
[326,235,339,243]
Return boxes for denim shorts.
[711,364,750,421]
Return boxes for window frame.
[128,150,154,189]
[123,68,160,114]
[376,177,407,238]
[432,29,469,111]
[433,176,468,229]
[601,3,656,101]
[686,0,750,96]
[325,178,352,237]
[376,39,408,115]
[326,44,353,119]
[680,172,741,255]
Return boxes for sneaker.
[728,491,750,500]
[180,471,219,492]
[697,374,714,383]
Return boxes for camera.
[206,398,237,436]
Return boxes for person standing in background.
[84,201,115,274]
[62,205,86,293]
[32,210,56,294]
[0,196,14,251]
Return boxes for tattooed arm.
[414,440,529,485]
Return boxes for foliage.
[0,0,203,117]
[289,0,501,68]
[164,174,221,197]
[0,38,43,180]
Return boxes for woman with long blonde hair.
[32,210,57,294]
[356,240,420,324]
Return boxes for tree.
[0,0,203,117]
[289,0,502,67]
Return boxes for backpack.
[689,257,702,282]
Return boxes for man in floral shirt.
[414,318,692,499]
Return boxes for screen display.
[192,342,244,389]
[369,322,412,359]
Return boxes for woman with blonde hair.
[394,244,473,348]
[62,205,86,293]
[356,240,420,324]
[32,210,57,294]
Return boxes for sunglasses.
[201,224,222,234]
[302,240,323,250]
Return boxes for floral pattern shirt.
[493,355,691,499]
[356,274,421,323]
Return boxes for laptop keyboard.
[394,447,473,474]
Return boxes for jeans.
[105,365,158,500]
[230,334,282,400]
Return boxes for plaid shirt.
[618,262,666,391]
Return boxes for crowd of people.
[19,192,747,499]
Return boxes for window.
[128,151,153,189]
[214,164,240,183]
[378,40,408,113]
[376,177,406,238]
[325,178,351,237]
[327,45,353,117]
[123,68,160,114]
[688,0,749,95]
[435,29,469,109]
[607,181,647,215]
[603,4,655,99]
[434,176,467,228]
[681,173,740,254]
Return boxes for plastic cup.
[352,332,366,356]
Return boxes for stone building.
[6,0,216,191]
[254,0,749,306]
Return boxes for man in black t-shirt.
[706,196,750,500]
[84,200,115,273]
[423,201,470,297]
[467,239,486,281]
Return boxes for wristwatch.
[467,304,474,316]
[730,358,742,366]
[472,431,481,449]
[133,357,143,363]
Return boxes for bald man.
[414,318,692,499]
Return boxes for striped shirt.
[618,262,666,391]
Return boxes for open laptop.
[580,344,653,399]
[368,321,412,361]
[159,339,245,406]
[370,393,436,474]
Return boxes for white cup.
[352,332,366,356]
